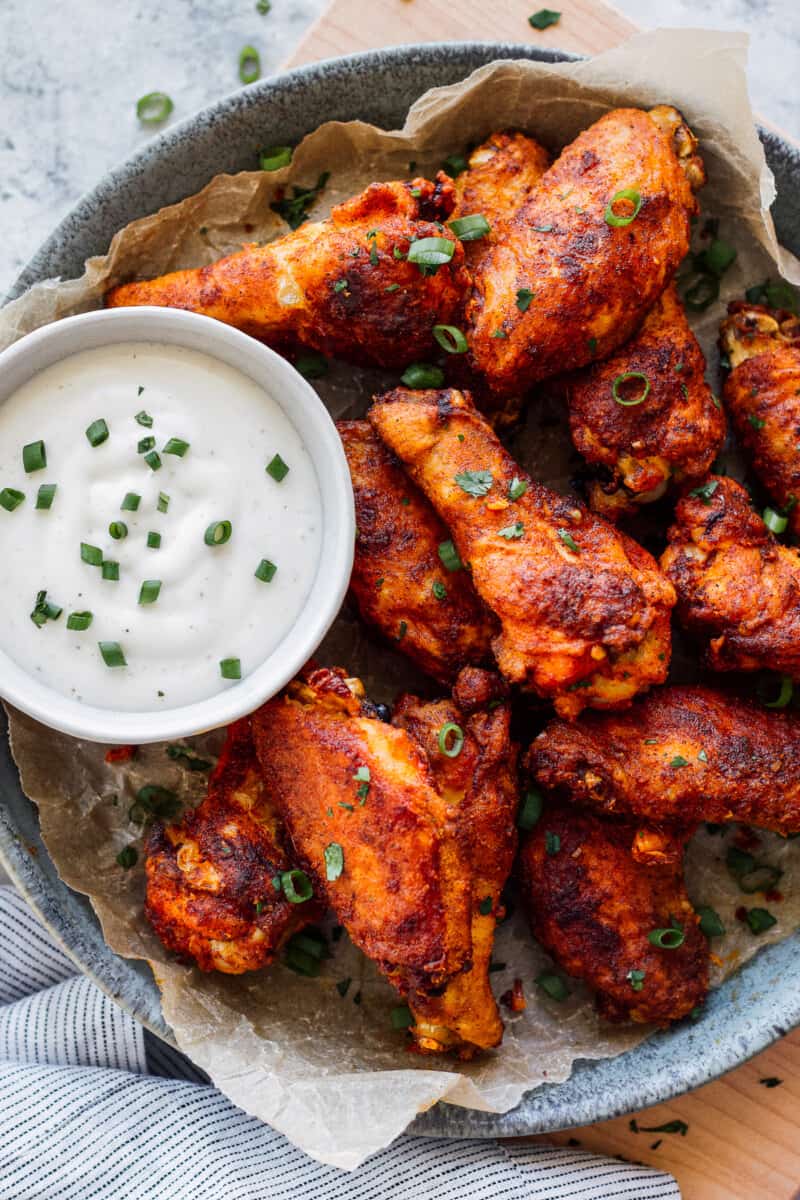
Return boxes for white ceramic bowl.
[0,307,355,744]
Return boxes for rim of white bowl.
[0,307,355,743]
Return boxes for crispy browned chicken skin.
[369,387,675,717]
[721,301,800,538]
[518,801,708,1025]
[393,668,518,1056]
[463,106,704,399]
[145,719,320,972]
[567,284,726,520]
[661,474,800,677]
[251,666,472,998]
[528,684,800,835]
[106,176,468,369]
[338,420,496,683]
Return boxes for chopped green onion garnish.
[255,558,278,582]
[518,789,543,830]
[135,410,153,427]
[144,450,162,471]
[748,413,765,431]
[266,453,290,482]
[407,237,455,267]
[324,842,344,882]
[438,539,462,572]
[765,674,793,709]
[137,436,156,454]
[763,506,788,534]
[437,722,464,758]
[432,324,468,355]
[536,971,569,1000]
[102,560,120,581]
[627,969,646,991]
[448,214,490,241]
[390,1005,414,1030]
[432,580,447,600]
[745,907,777,934]
[30,590,62,628]
[294,351,328,379]
[689,480,719,505]
[528,8,561,29]
[22,440,46,472]
[163,437,189,457]
[700,239,737,277]
[136,92,173,125]
[498,521,524,539]
[612,371,651,406]
[478,896,493,916]
[146,532,161,550]
[281,868,313,904]
[0,488,25,512]
[669,755,689,768]
[697,905,725,938]
[157,492,170,513]
[116,846,138,869]
[35,483,56,510]
[400,363,444,389]
[121,492,141,511]
[683,274,719,312]
[604,188,642,228]
[508,476,528,501]
[80,543,103,567]
[220,657,241,680]
[204,520,232,546]
[109,521,128,540]
[86,419,109,447]
[99,641,126,668]
[66,611,93,631]
[516,287,535,312]
[238,45,261,84]
[260,145,292,171]
[545,831,561,855]
[138,579,161,605]
[648,926,685,949]
[557,528,580,552]
[455,469,493,497]
[441,153,468,178]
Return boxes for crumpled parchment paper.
[3,27,800,1170]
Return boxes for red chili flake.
[735,905,748,923]
[765,890,784,903]
[501,978,527,1012]
[105,745,136,764]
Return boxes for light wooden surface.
[285,3,800,1196]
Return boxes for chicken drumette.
[518,800,708,1025]
[661,475,800,678]
[338,420,496,683]
[393,668,518,1055]
[463,106,705,399]
[720,301,800,538]
[528,684,800,835]
[106,176,468,369]
[369,387,675,717]
[145,719,321,972]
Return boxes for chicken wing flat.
[369,387,675,717]
[338,420,496,683]
[528,684,800,834]
[106,177,468,369]
[661,474,800,677]
[463,106,705,399]
[393,668,518,1056]
[251,666,472,998]
[451,130,551,246]
[720,301,800,537]
[518,801,708,1025]
[567,284,726,521]
[145,719,320,972]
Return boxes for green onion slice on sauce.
[266,453,290,482]
[22,440,46,473]
[35,484,56,510]
[604,188,642,227]
[163,437,189,457]
[85,419,109,447]
[136,92,173,125]
[238,45,261,85]
[138,580,161,605]
[204,520,232,546]
[99,641,127,668]
[406,237,455,267]
[255,558,277,582]
[66,611,93,631]
[219,657,241,680]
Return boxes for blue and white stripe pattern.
[0,887,680,1198]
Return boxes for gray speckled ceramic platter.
[3,43,800,1141]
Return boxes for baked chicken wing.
[369,387,675,717]
[661,475,800,678]
[528,684,800,835]
[463,106,705,399]
[338,420,496,683]
[106,176,468,369]
[251,666,472,1001]
[145,719,320,972]
[518,801,708,1025]
[567,284,726,520]
[720,301,800,537]
[393,668,518,1055]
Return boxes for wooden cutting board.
[284,5,800,1197]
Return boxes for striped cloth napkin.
[0,886,680,1198]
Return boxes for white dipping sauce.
[0,342,322,710]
